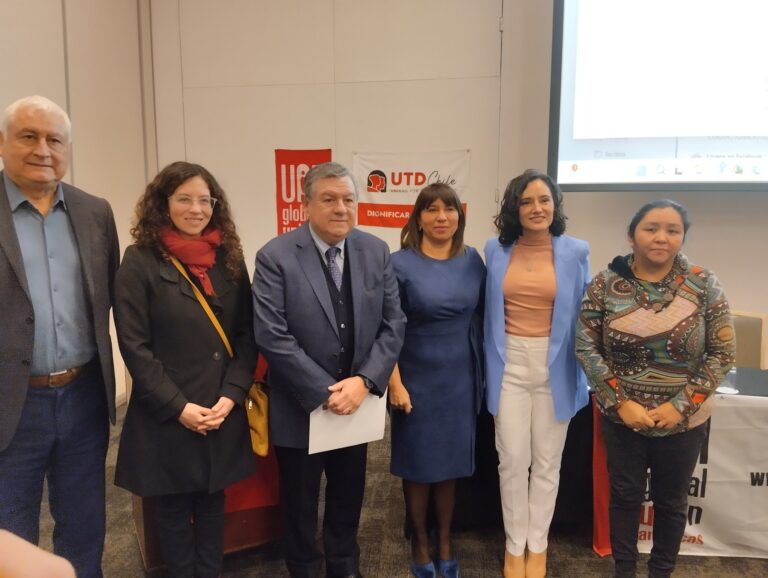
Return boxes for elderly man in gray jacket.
[253,162,405,578]
[0,95,119,578]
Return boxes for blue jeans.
[0,362,109,578]
[601,416,706,578]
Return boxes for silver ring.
[632,427,640,432]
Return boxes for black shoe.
[614,560,637,578]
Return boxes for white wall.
[0,0,68,112]
[151,0,504,257]
[1,0,148,404]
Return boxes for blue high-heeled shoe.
[437,558,459,578]
[410,560,437,578]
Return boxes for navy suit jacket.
[484,234,590,422]
[252,223,406,448]
[0,172,119,451]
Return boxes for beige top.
[503,236,556,337]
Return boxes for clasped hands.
[324,376,369,415]
[617,400,684,431]
[178,396,235,435]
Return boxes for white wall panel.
[498,0,553,183]
[65,0,146,237]
[163,0,504,262]
[335,77,500,251]
[0,0,67,106]
[64,0,147,405]
[182,84,336,267]
[151,0,187,166]
[334,0,502,83]
[0,0,67,172]
[179,0,334,88]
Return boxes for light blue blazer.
[484,234,590,422]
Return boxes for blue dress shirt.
[4,174,96,374]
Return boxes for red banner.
[592,397,612,556]
[275,149,332,235]
[357,202,413,228]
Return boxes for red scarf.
[161,227,221,296]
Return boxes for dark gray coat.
[114,244,256,496]
[0,172,119,452]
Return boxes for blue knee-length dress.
[390,246,486,483]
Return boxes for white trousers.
[494,335,570,556]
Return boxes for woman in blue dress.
[389,183,486,578]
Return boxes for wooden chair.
[731,310,768,369]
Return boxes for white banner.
[352,150,471,228]
[637,394,768,557]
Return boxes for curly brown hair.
[130,161,245,278]
[494,169,567,245]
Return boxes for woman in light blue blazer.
[484,170,589,578]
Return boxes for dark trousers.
[0,362,109,578]
[155,490,226,578]
[601,417,706,578]
[275,443,368,578]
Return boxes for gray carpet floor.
[36,405,768,577]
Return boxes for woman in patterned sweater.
[576,200,735,578]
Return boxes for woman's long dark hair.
[494,169,567,245]
[131,161,245,278]
[400,183,466,257]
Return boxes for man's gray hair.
[0,95,72,140]
[303,162,357,200]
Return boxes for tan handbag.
[170,256,269,456]
[245,381,269,457]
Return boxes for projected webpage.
[555,0,768,187]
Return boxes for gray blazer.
[0,172,119,451]
[252,223,406,448]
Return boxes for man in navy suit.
[0,96,119,578]
[253,162,405,578]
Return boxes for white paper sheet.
[308,393,387,455]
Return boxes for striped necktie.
[325,246,342,290]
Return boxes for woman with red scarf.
[114,162,257,577]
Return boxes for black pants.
[601,417,706,578]
[155,490,226,578]
[275,444,367,578]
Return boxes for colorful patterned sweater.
[576,253,735,436]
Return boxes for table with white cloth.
[592,367,768,558]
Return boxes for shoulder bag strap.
[169,255,234,359]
